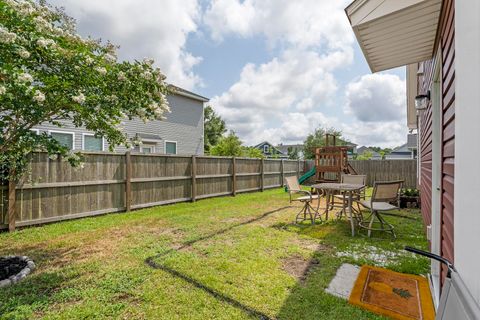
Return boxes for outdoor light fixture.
[415,90,430,110]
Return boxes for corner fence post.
[8,178,16,232]
[191,155,197,202]
[125,151,132,212]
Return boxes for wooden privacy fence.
[349,160,417,188]
[303,159,417,188]
[0,152,305,231]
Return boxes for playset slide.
[298,167,316,185]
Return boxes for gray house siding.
[32,91,206,155]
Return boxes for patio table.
[311,183,365,236]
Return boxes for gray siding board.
[32,93,205,155]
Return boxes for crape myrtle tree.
[0,0,170,181]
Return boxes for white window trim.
[141,144,155,153]
[81,133,105,152]
[164,140,177,155]
[48,130,75,150]
[263,145,269,153]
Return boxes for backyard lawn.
[0,188,429,320]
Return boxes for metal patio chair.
[358,180,403,238]
[285,176,320,224]
[405,246,480,319]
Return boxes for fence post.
[8,178,16,232]
[297,159,300,178]
[125,151,132,212]
[191,155,197,202]
[261,158,265,191]
[281,159,284,187]
[232,157,236,196]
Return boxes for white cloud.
[49,0,202,89]
[205,0,358,146]
[342,122,407,149]
[345,74,406,122]
[204,0,354,50]
[211,48,352,145]
[342,73,407,147]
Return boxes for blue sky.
[49,0,408,148]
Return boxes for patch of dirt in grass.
[293,238,326,252]
[282,254,320,283]
[221,216,245,224]
[10,224,180,270]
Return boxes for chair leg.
[295,203,306,224]
[367,210,376,237]
[307,202,315,225]
[377,212,396,239]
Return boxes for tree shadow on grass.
[145,206,292,320]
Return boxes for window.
[142,146,154,153]
[165,141,177,154]
[263,145,269,153]
[83,134,103,151]
[50,131,74,150]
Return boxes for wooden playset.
[314,134,357,183]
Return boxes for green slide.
[285,166,316,191]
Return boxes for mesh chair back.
[341,174,366,185]
[372,180,403,202]
[285,176,301,192]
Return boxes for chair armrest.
[291,190,312,201]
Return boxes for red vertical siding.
[420,111,432,227]
[418,0,455,283]
[440,0,455,280]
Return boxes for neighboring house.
[276,144,304,159]
[356,146,382,160]
[32,86,209,155]
[347,0,480,309]
[253,141,288,159]
[386,134,418,159]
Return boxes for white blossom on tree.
[0,0,171,181]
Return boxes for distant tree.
[268,146,280,159]
[242,147,264,159]
[210,131,242,157]
[287,147,299,160]
[366,146,392,160]
[204,106,226,154]
[210,131,264,158]
[357,150,373,160]
[303,127,348,159]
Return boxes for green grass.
[0,189,429,319]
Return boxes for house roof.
[253,141,286,155]
[275,144,304,154]
[168,85,209,102]
[345,0,442,72]
[357,146,381,157]
[391,143,411,154]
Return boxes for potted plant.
[399,188,421,209]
